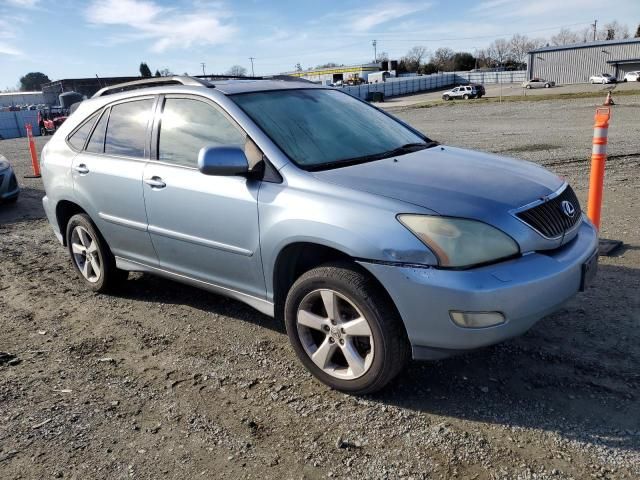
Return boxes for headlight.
[397,215,519,268]
[0,159,9,171]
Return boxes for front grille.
[516,185,581,239]
[8,173,18,191]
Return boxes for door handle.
[73,164,89,175]
[144,176,166,189]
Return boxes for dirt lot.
[1,95,639,480]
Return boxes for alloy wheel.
[296,289,374,380]
[70,225,101,283]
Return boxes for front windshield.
[231,89,430,170]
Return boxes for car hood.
[312,146,563,222]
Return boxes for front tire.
[463,94,469,100]
[284,262,410,395]
[443,95,449,101]
[66,214,126,293]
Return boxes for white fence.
[342,70,527,100]
[0,110,40,140]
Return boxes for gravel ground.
[1,95,639,480]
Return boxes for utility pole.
[592,20,598,41]
[200,62,206,75]
[372,40,377,63]
[249,57,255,77]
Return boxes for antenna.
[249,57,255,77]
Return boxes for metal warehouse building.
[527,38,640,84]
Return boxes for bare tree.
[226,65,247,77]
[377,51,389,62]
[550,28,580,46]
[487,38,512,66]
[636,24,640,38]
[432,47,454,71]
[509,34,543,65]
[598,21,630,40]
[405,46,429,65]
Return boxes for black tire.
[40,127,47,136]
[463,94,469,100]
[525,84,532,89]
[65,213,127,293]
[443,95,449,101]
[284,262,410,395]
[544,83,551,88]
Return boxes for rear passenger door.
[142,95,264,298]
[70,97,158,266]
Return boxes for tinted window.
[86,108,110,153]
[68,112,99,150]
[232,89,426,169]
[104,99,153,158]
[158,98,245,167]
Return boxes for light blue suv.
[41,76,598,394]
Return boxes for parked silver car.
[522,78,555,89]
[41,76,598,394]
[0,154,20,203]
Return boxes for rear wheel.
[602,79,607,84]
[463,94,469,100]
[285,262,410,395]
[443,95,449,100]
[544,83,551,88]
[66,214,127,293]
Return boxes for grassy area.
[410,87,640,109]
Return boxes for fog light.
[449,311,505,328]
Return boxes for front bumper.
[359,219,598,360]
[0,168,20,202]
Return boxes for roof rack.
[192,74,265,81]
[92,76,209,98]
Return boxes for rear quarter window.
[67,112,99,151]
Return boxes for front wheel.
[443,95,449,100]
[544,83,551,88]
[602,79,607,84]
[463,94,469,100]
[284,262,410,395]
[66,214,127,293]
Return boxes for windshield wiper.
[307,141,439,171]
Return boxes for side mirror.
[197,145,249,176]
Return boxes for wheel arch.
[55,199,88,245]
[271,241,400,324]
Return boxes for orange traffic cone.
[604,91,615,106]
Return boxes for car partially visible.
[589,73,617,84]
[623,71,640,82]
[0,155,20,204]
[522,78,555,89]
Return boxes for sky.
[1,0,639,89]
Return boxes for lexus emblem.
[561,200,576,218]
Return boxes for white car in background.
[589,73,617,84]
[623,71,640,82]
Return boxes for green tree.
[139,62,152,77]
[452,52,476,71]
[635,24,640,37]
[154,70,161,77]
[19,72,51,91]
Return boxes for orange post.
[587,107,611,230]
[25,123,41,178]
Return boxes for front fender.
[258,167,438,299]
